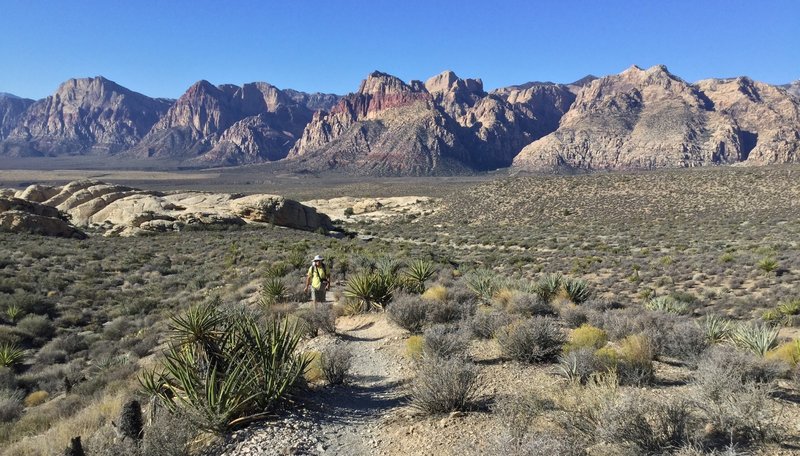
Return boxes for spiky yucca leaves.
[375,257,404,278]
[344,272,396,312]
[731,323,779,356]
[140,304,308,433]
[260,277,288,307]
[563,278,591,304]
[644,296,689,315]
[702,314,731,344]
[4,304,23,324]
[757,257,778,275]
[465,269,501,304]
[403,260,436,294]
[535,273,563,304]
[0,342,25,367]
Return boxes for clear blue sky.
[1,0,798,100]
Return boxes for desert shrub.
[507,293,556,317]
[139,302,309,433]
[693,356,780,449]
[497,317,565,364]
[756,256,778,275]
[494,431,584,456]
[730,322,779,356]
[0,366,16,390]
[588,308,642,341]
[559,304,589,328]
[15,314,55,345]
[423,324,470,360]
[566,324,608,352]
[295,306,336,337]
[617,334,655,386]
[695,346,788,390]
[558,348,604,384]
[0,389,24,422]
[319,344,352,385]
[470,309,512,339]
[641,314,708,362]
[24,390,49,407]
[405,335,424,360]
[766,340,800,367]
[103,316,135,341]
[387,293,428,333]
[594,394,696,454]
[427,295,474,325]
[139,408,194,456]
[492,388,556,440]
[583,298,621,312]
[408,356,479,414]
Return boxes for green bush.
[343,272,396,312]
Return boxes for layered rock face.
[513,65,800,171]
[131,81,339,165]
[0,77,171,156]
[0,93,34,139]
[288,70,575,174]
[5,181,334,236]
[781,80,800,99]
[697,77,800,164]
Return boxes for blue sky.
[1,0,798,99]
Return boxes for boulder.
[231,195,333,231]
[15,184,59,202]
[0,210,86,239]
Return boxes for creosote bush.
[387,293,428,334]
[319,344,352,385]
[565,324,607,352]
[497,317,565,364]
[422,324,470,360]
[408,356,479,415]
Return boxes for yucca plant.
[702,314,731,344]
[730,323,779,356]
[344,272,396,312]
[563,278,591,304]
[375,257,404,277]
[535,273,563,304]
[644,296,689,315]
[260,277,288,306]
[4,304,24,324]
[141,304,308,433]
[464,269,501,304]
[265,262,290,278]
[0,342,25,367]
[403,260,436,294]
[757,257,778,276]
[777,299,800,317]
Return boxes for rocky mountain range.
[1,67,798,174]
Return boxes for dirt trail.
[307,314,410,455]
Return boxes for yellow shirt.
[307,265,328,289]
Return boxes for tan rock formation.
[15,184,60,203]
[0,197,86,239]
[25,180,333,236]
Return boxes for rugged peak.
[569,75,598,87]
[424,70,484,96]
[184,80,222,98]
[358,72,416,96]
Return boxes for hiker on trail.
[305,255,330,304]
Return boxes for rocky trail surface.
[209,313,411,456]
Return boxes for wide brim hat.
[313,255,324,261]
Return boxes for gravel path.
[210,314,408,456]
